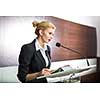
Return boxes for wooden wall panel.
[45,16,97,61]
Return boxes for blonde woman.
[17,21,56,83]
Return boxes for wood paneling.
[97,57,100,71]
[45,16,97,61]
[81,71,100,83]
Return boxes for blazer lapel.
[45,50,51,68]
[36,50,46,67]
[31,39,46,67]
[31,39,51,68]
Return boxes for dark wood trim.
[81,71,100,83]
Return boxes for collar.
[35,39,47,51]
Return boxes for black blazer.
[17,39,51,83]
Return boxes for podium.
[37,65,96,83]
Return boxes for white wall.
[55,16,100,57]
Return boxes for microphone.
[56,42,90,66]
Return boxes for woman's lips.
[48,39,51,41]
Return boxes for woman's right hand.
[40,68,52,76]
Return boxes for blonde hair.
[32,21,56,36]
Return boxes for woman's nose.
[51,35,54,39]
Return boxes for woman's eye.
[49,32,52,34]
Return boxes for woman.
[17,20,56,83]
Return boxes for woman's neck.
[37,37,44,48]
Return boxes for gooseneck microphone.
[56,42,90,66]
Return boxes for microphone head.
[56,42,61,47]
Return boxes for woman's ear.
[39,30,43,36]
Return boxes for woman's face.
[40,28,55,43]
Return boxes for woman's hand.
[40,68,52,76]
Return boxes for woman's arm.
[17,44,35,82]
[26,72,41,81]
[26,68,52,81]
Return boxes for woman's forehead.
[45,27,55,32]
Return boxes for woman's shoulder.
[22,39,35,47]
[21,39,36,51]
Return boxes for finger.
[43,68,50,72]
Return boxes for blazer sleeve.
[17,44,34,82]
